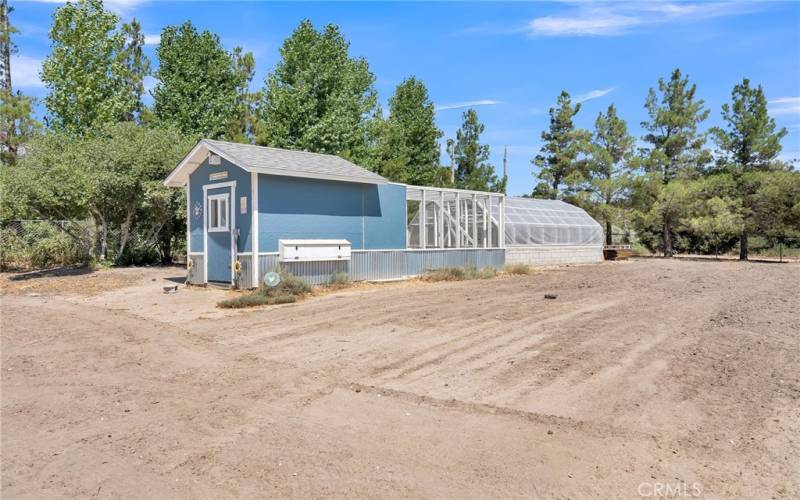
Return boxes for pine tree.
[118,19,150,123]
[1,0,41,165]
[226,47,259,143]
[640,68,711,256]
[257,20,378,163]
[153,21,244,139]
[453,109,502,192]
[711,78,789,260]
[532,91,590,199]
[581,104,636,245]
[41,0,133,135]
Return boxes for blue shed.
[165,139,409,287]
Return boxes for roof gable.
[165,139,387,187]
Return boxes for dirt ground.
[2,259,798,499]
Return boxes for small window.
[208,194,229,232]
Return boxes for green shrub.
[0,228,27,270]
[118,244,161,266]
[0,222,90,271]
[260,271,311,297]
[217,294,270,309]
[423,266,497,282]
[423,267,466,281]
[504,263,531,275]
[471,267,497,279]
[217,292,298,309]
[269,294,297,304]
[218,272,309,309]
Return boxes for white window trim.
[207,193,230,233]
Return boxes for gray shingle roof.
[202,139,386,185]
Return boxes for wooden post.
[420,189,427,249]
[472,194,477,248]
[455,192,461,248]
[251,171,259,287]
[487,196,493,248]
[499,196,505,249]
[439,190,445,248]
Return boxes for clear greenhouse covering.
[495,197,604,246]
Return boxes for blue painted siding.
[258,175,406,252]
[366,183,407,249]
[187,157,252,253]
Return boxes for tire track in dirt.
[375,300,622,391]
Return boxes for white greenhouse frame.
[405,185,505,250]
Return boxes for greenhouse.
[404,189,605,267]
[497,197,605,266]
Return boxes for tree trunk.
[605,220,612,246]
[116,210,134,263]
[159,234,173,265]
[739,230,748,261]
[93,212,108,261]
[662,218,673,257]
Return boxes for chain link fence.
[0,220,94,271]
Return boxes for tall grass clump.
[504,263,531,275]
[326,271,351,288]
[423,266,497,282]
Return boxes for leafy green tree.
[532,91,591,199]
[576,104,636,245]
[370,77,442,184]
[118,18,150,122]
[684,175,742,256]
[639,68,711,256]
[749,171,800,260]
[257,20,378,163]
[710,78,789,260]
[632,176,699,254]
[41,0,133,135]
[1,0,41,165]
[153,21,244,139]
[7,124,192,262]
[453,109,503,192]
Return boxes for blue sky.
[10,1,800,195]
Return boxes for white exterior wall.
[505,245,603,266]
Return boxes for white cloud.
[529,14,639,37]
[10,55,44,89]
[435,100,502,112]
[144,33,160,46]
[574,87,616,103]
[769,97,800,116]
[525,2,759,38]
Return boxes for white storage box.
[279,239,352,262]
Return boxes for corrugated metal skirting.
[242,249,504,287]
[236,255,253,289]
[187,255,205,285]
[351,249,505,282]
[281,260,349,285]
